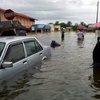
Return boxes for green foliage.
[60,22,66,28]
[66,21,72,27]
[54,21,60,25]
[80,22,87,26]
[52,21,87,31]
[72,23,79,31]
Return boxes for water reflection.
[92,68,100,90]
[77,39,84,48]
[0,72,31,100]
[0,66,42,100]
[90,68,100,99]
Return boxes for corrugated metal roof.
[0,25,3,28]
[0,20,25,28]
[37,24,45,28]
[31,24,50,29]
[44,25,50,29]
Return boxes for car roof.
[0,36,35,43]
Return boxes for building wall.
[14,16,34,28]
[54,25,61,31]
[87,24,95,32]
[0,9,35,29]
[66,27,72,31]
[49,24,54,32]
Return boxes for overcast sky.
[0,0,99,25]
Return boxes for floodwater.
[0,31,100,100]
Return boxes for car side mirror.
[2,62,13,68]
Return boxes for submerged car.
[0,36,51,82]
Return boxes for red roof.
[0,8,37,20]
[77,25,87,30]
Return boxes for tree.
[66,21,72,27]
[48,22,53,24]
[72,23,79,31]
[80,22,86,26]
[54,21,60,25]
[60,22,66,28]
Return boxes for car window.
[4,43,25,63]
[24,39,43,56]
[24,40,37,56]
[34,39,43,52]
[0,42,5,57]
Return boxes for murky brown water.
[0,31,100,100]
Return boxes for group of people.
[60,27,100,67]
[61,28,85,41]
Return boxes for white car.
[0,36,51,82]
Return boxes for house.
[66,27,72,31]
[49,23,55,32]
[0,8,36,31]
[31,24,50,33]
[54,25,61,31]
[87,24,95,32]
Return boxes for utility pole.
[96,1,99,23]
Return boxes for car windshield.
[0,42,5,57]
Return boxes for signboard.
[4,9,15,20]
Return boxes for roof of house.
[0,8,37,21]
[44,25,50,29]
[0,20,25,28]
[32,24,50,29]
[88,24,95,28]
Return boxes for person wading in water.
[61,28,65,40]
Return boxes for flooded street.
[0,31,100,100]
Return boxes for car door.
[23,38,43,69]
[0,42,28,81]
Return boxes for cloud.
[0,0,99,25]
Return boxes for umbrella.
[77,25,87,30]
[94,22,100,27]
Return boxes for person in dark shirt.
[93,41,100,65]
[61,28,65,40]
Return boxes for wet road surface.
[0,31,100,100]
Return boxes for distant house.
[87,24,95,32]
[66,27,72,31]
[49,23,55,32]
[31,24,50,33]
[0,8,36,31]
[54,25,61,31]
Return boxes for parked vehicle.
[0,36,51,82]
[0,28,27,36]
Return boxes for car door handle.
[23,60,27,64]
[39,53,43,56]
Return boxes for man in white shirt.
[77,29,83,40]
